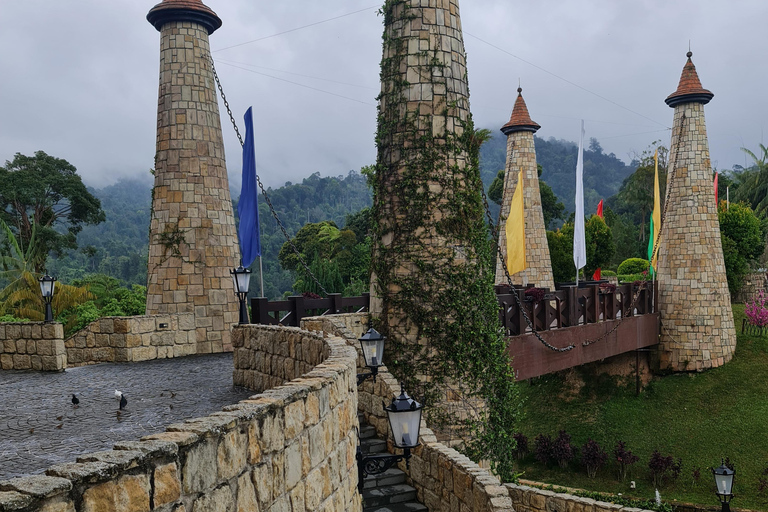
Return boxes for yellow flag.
[650,149,661,270]
[506,168,527,275]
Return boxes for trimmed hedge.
[617,258,649,275]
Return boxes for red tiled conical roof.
[501,88,541,134]
[665,51,713,107]
[147,0,222,34]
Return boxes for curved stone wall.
[1,324,360,512]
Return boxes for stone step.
[362,467,406,489]
[363,503,429,512]
[361,484,417,508]
[360,425,377,440]
[360,436,387,454]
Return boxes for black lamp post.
[230,266,251,324]
[38,274,56,323]
[712,460,735,512]
[357,383,423,493]
[357,328,386,385]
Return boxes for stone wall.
[505,482,654,512]
[65,313,196,367]
[0,322,65,371]
[305,313,515,512]
[232,324,331,393]
[1,323,360,512]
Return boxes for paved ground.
[0,354,253,479]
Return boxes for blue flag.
[238,107,261,267]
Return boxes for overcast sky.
[1,1,766,191]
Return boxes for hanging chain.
[208,54,330,297]
[480,175,575,352]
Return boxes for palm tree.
[735,144,768,216]
[0,220,92,327]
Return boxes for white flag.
[573,120,586,271]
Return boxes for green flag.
[647,214,655,277]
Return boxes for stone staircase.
[359,416,428,512]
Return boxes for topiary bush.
[617,258,650,275]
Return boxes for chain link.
[208,54,330,297]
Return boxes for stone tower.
[370,0,475,319]
[656,51,736,371]
[146,0,240,353]
[495,88,555,290]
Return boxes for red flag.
[714,172,719,206]
[592,200,604,281]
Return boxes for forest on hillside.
[38,138,766,301]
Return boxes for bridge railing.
[495,281,657,336]
[250,293,370,326]
[249,282,657,333]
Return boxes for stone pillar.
[495,88,555,290]
[146,0,240,354]
[370,0,474,318]
[656,52,736,371]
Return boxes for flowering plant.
[524,287,547,302]
[746,290,768,327]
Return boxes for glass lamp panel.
[39,277,55,297]
[714,473,733,495]
[236,271,251,294]
[388,408,422,449]
[360,337,385,367]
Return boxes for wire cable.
[213,5,380,53]
[216,61,376,107]
[215,58,378,90]
[464,31,669,130]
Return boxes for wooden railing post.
[251,297,270,325]
[329,293,343,314]
[287,295,306,327]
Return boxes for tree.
[732,144,768,217]
[0,220,92,330]
[487,164,565,228]
[546,216,614,283]
[718,202,765,296]
[0,151,105,270]
[608,144,668,243]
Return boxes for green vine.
[372,0,521,481]
[153,221,199,268]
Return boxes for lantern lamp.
[712,460,735,512]
[230,266,251,324]
[38,274,56,323]
[357,328,385,385]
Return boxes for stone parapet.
[65,313,196,367]
[1,323,360,512]
[309,313,515,512]
[0,322,65,371]
[505,483,654,512]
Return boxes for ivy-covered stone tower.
[370,0,518,460]
[656,51,736,371]
[495,88,555,289]
[146,0,240,353]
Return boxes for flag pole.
[259,256,265,298]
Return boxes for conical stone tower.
[656,51,736,371]
[495,88,555,290]
[146,0,240,354]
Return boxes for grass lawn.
[514,304,768,510]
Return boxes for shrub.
[582,439,607,478]
[759,463,768,493]
[648,450,682,487]
[614,441,639,481]
[601,270,617,277]
[0,314,27,322]
[617,258,650,275]
[746,290,768,327]
[524,287,546,302]
[599,283,617,293]
[513,433,528,460]
[534,434,553,465]
[618,274,646,283]
[552,430,577,469]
